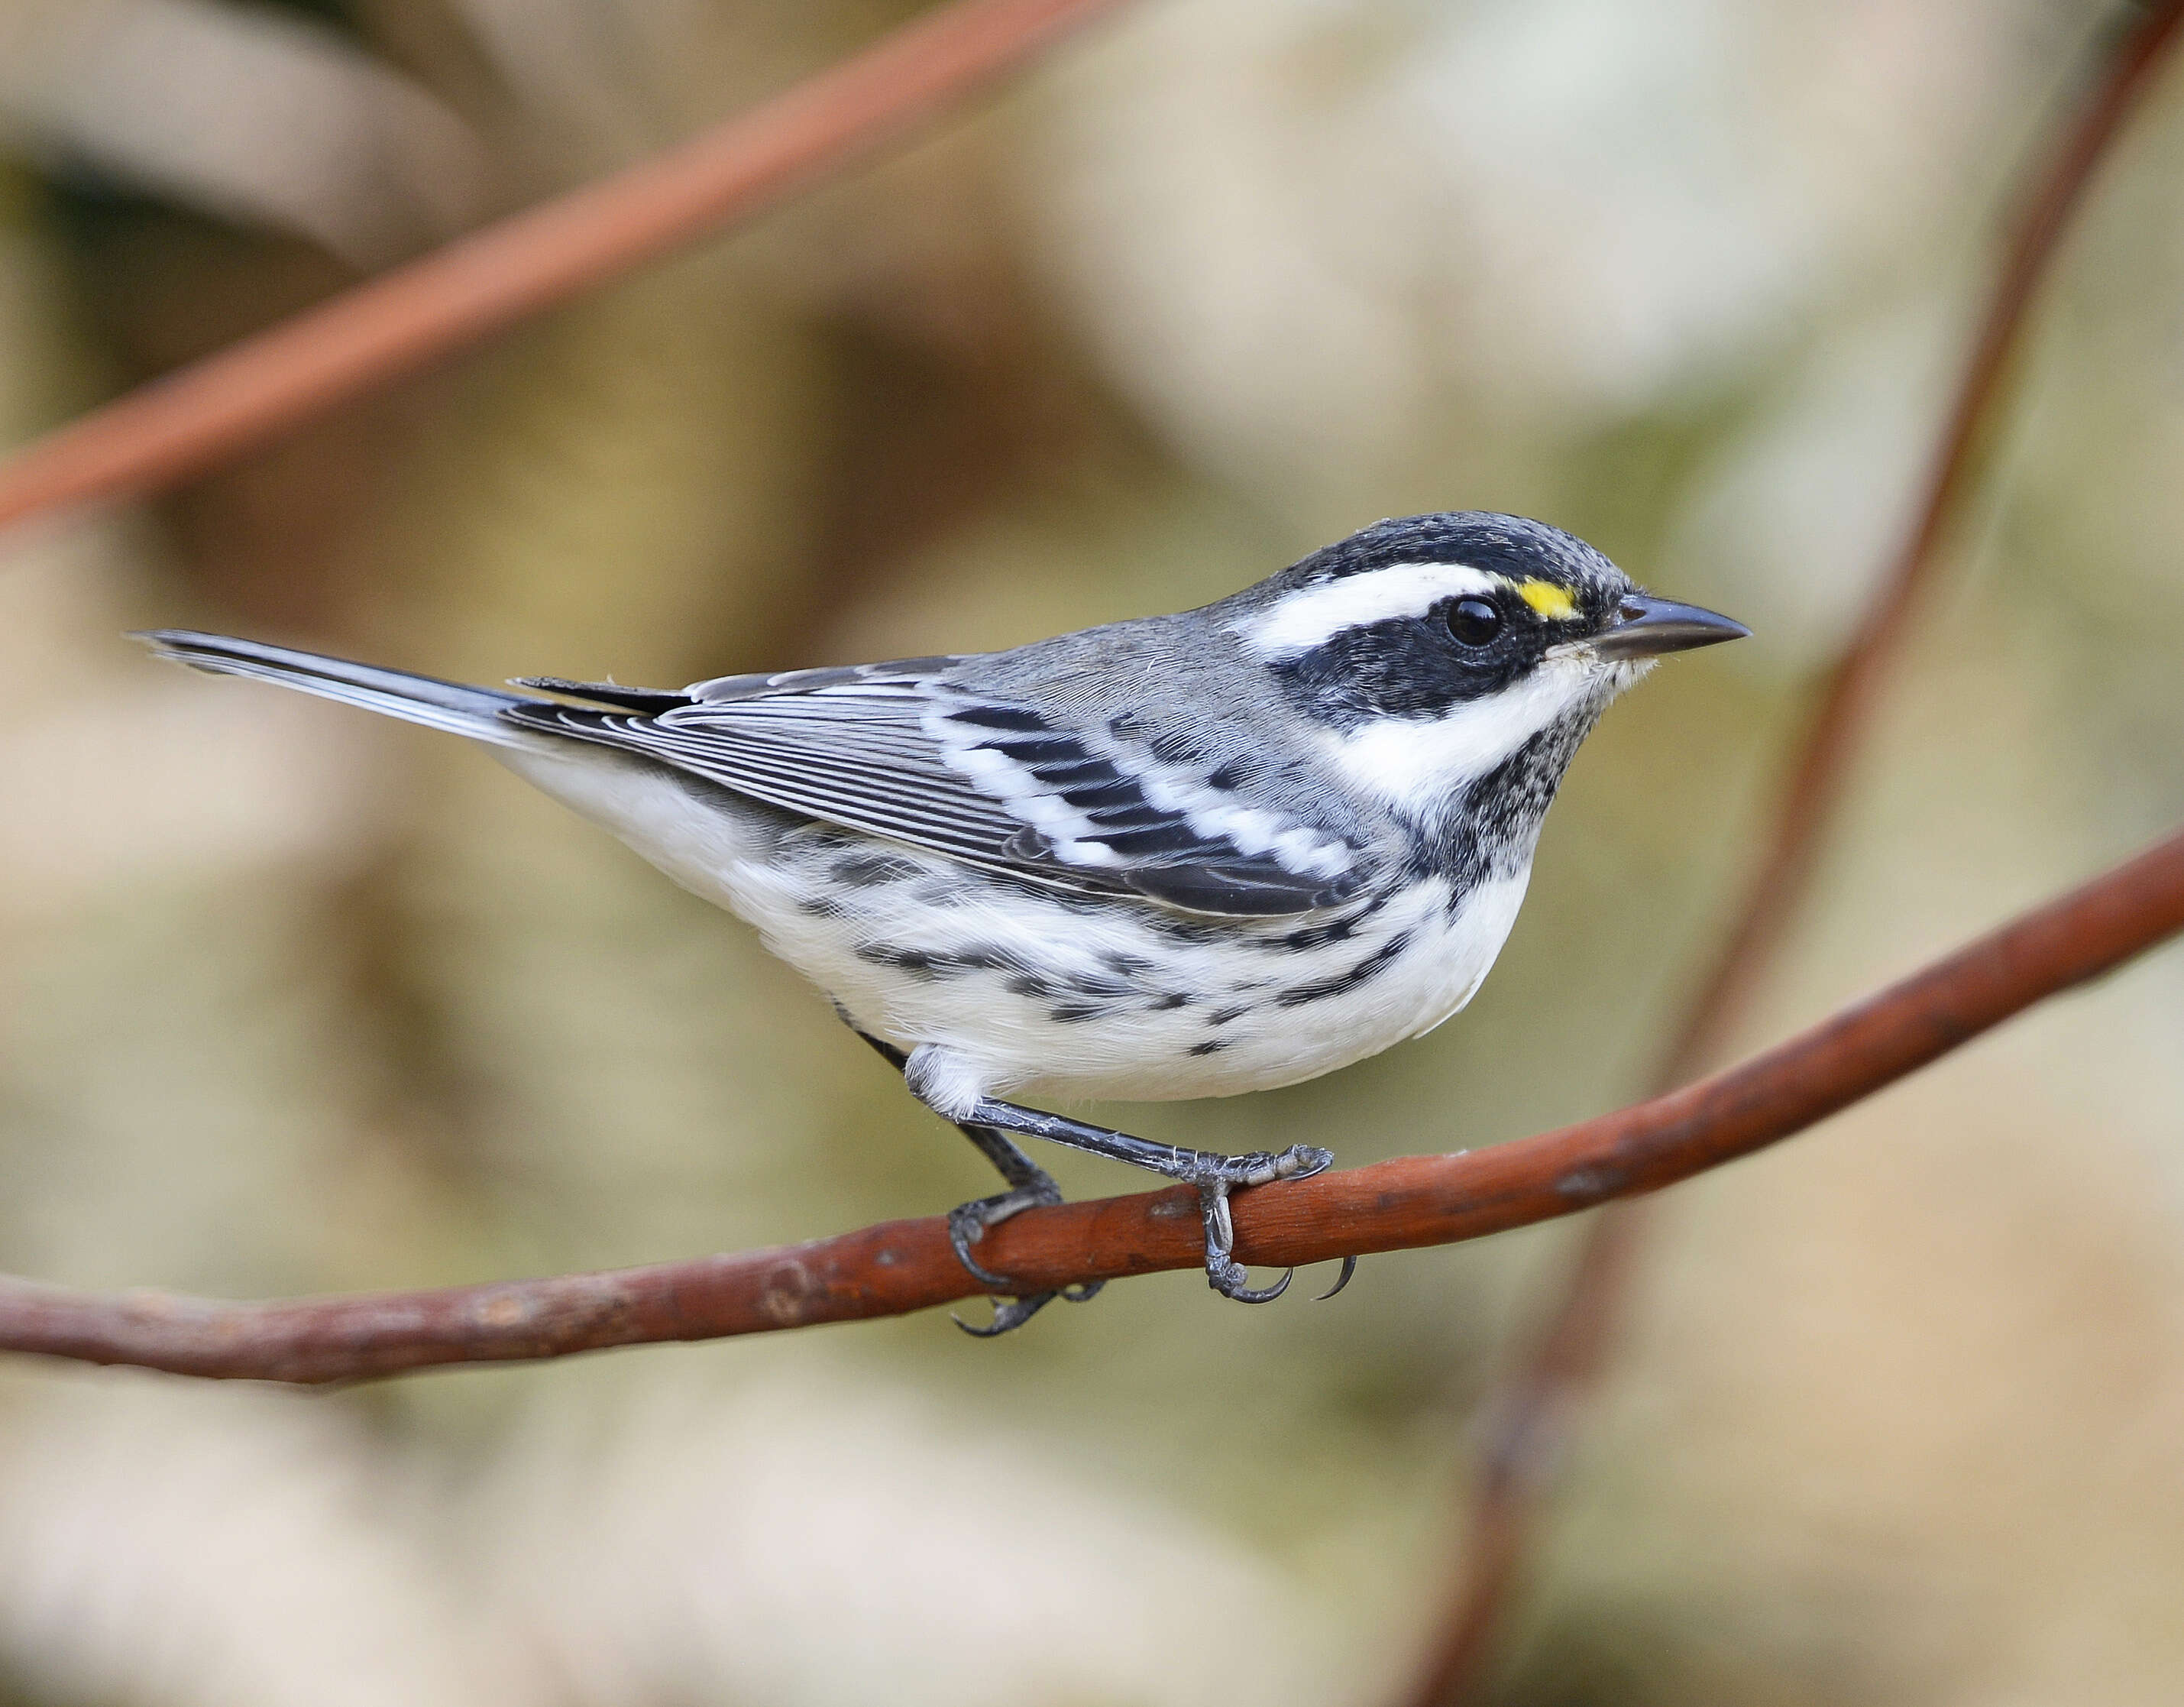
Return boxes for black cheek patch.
[1270,612,1546,724]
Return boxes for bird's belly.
[746,843,1531,1105]
[502,747,1532,1106]
[1005,872,1530,1103]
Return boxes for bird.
[138,511,1746,1333]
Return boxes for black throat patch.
[1407,702,1606,895]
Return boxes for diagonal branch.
[0,0,1130,533]
[1662,0,2184,1083]
[2,824,2180,1385]
[1403,5,2184,1699]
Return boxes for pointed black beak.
[1592,594,1749,659]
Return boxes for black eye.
[1447,598,1502,647]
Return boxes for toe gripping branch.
[956,1097,1357,1319]
[1193,1147,1359,1303]
[943,1154,1105,1337]
[856,1031,1354,1334]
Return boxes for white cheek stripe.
[1320,659,1591,810]
[1237,562,1500,657]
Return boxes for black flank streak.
[856,945,955,982]
[1064,970,1134,998]
[1276,930,1416,1006]
[832,852,921,887]
[1139,910,1228,945]
[1245,891,1389,954]
[1208,1005,1251,1027]
[1150,992,1192,1010]
[1188,1040,1228,1057]
[856,942,1043,984]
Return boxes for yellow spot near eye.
[1516,579,1577,620]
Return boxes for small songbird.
[140,512,1744,1333]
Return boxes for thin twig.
[0,0,1129,533]
[1404,5,2184,1699]
[2,824,2181,1385]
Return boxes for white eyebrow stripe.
[1235,562,1501,657]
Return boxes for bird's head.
[1225,511,1746,828]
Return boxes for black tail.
[134,630,540,747]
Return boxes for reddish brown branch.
[0,0,1128,532]
[3,825,2180,1385]
[1409,5,2184,1699]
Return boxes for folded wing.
[503,663,1364,917]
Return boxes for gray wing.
[501,661,1367,917]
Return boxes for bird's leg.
[943,1122,1106,1336]
[956,1095,1333,1305]
[948,1122,1061,1276]
[853,1031,1099,1335]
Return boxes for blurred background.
[2,0,2184,1701]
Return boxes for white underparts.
[904,1044,989,1121]
[1321,654,1605,811]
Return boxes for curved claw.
[1060,1280,1105,1304]
[1284,1144,1336,1181]
[950,1291,1057,1336]
[946,1208,1021,1291]
[1314,1255,1358,1300]
[1208,1261,1294,1304]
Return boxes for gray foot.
[1183,1145,1334,1302]
[945,1174,1104,1338]
[946,1179,1061,1291]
